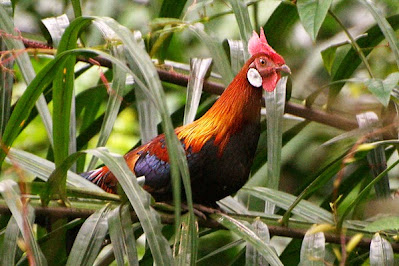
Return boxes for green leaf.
[300,229,325,266]
[183,58,212,125]
[264,76,288,213]
[330,15,399,100]
[321,45,337,75]
[364,216,399,232]
[41,14,70,48]
[0,217,19,265]
[297,0,333,41]
[365,72,399,107]
[0,4,53,145]
[66,206,110,266]
[369,233,394,266]
[362,0,399,69]
[6,148,104,192]
[71,0,82,18]
[211,213,283,266]
[174,213,198,266]
[107,205,139,266]
[0,180,47,266]
[227,0,252,60]
[243,187,334,224]
[245,219,270,266]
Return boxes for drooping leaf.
[66,206,110,266]
[211,213,283,266]
[297,0,333,41]
[246,219,270,266]
[300,228,325,265]
[321,45,337,75]
[365,72,399,107]
[369,233,394,266]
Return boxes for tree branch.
[20,38,359,131]
[0,204,396,252]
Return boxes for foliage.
[0,0,399,265]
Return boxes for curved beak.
[275,64,291,75]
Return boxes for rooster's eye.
[259,58,266,65]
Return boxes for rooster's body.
[82,28,289,205]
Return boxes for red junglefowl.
[81,28,290,205]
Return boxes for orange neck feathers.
[178,64,262,154]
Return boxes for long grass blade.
[0,217,19,265]
[0,180,47,266]
[183,58,212,125]
[0,4,53,146]
[225,39,245,75]
[66,206,110,266]
[264,76,287,213]
[6,148,104,191]
[362,0,399,68]
[246,219,270,266]
[243,187,334,224]
[356,112,390,198]
[211,213,283,266]
[227,0,252,60]
[174,213,198,266]
[107,204,139,266]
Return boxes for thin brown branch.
[0,204,397,252]
[20,37,360,132]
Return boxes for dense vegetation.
[0,0,398,265]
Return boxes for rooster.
[81,28,290,205]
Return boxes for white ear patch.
[247,68,262,87]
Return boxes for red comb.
[248,28,285,65]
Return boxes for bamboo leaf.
[225,39,245,75]
[365,72,399,107]
[174,213,198,266]
[362,0,399,68]
[0,4,53,145]
[364,216,399,232]
[297,0,333,41]
[243,187,334,224]
[246,219,270,266]
[321,45,337,75]
[0,217,19,265]
[66,206,110,266]
[264,76,287,213]
[42,14,70,48]
[356,112,390,198]
[189,25,234,86]
[0,180,47,266]
[183,58,212,125]
[227,0,252,59]
[300,228,325,266]
[211,213,283,266]
[107,204,139,266]
[369,233,394,266]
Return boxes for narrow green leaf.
[0,4,53,145]
[41,14,70,48]
[183,58,212,125]
[174,213,198,266]
[158,0,187,18]
[0,180,47,266]
[71,0,82,18]
[300,229,325,265]
[365,72,399,107]
[211,213,283,266]
[6,148,104,192]
[189,25,234,86]
[364,216,399,232]
[244,187,334,224]
[66,206,110,266]
[321,45,337,75]
[369,233,394,266]
[330,15,399,100]
[0,217,19,265]
[246,219,270,266]
[225,39,245,75]
[356,112,390,198]
[297,0,333,41]
[227,0,252,60]
[362,0,399,68]
[107,204,139,266]
[85,148,173,265]
[264,76,287,213]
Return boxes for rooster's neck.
[178,72,262,153]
